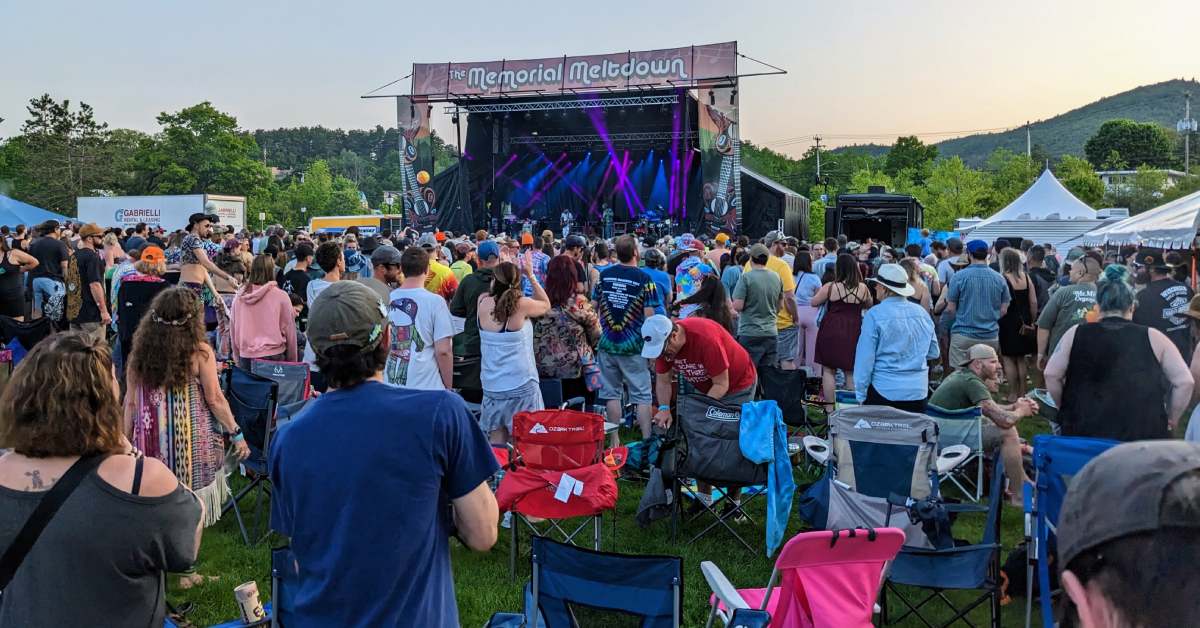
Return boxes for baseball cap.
[564,235,586,249]
[370,245,402,266]
[435,230,446,243]
[640,314,674,359]
[763,230,782,247]
[965,239,989,255]
[520,232,534,246]
[1058,440,1200,568]
[140,246,165,264]
[1065,246,1086,262]
[418,233,438,249]
[306,281,387,357]
[455,241,474,256]
[477,240,500,260]
[715,232,730,244]
[869,263,916,297]
[958,342,998,367]
[749,243,770,261]
[686,238,705,252]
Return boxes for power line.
[765,125,1020,148]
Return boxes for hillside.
[933,78,1198,166]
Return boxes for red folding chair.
[497,408,620,579]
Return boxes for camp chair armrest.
[944,503,990,514]
[935,444,972,474]
[700,560,751,612]
[900,542,1001,557]
[802,436,830,465]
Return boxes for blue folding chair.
[220,366,279,546]
[488,536,684,627]
[882,455,1007,628]
[925,404,985,502]
[1023,435,1118,628]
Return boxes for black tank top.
[0,251,23,298]
[1057,317,1169,441]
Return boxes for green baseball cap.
[306,281,387,357]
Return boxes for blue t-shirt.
[643,267,671,316]
[592,264,662,356]
[269,381,498,627]
[947,264,1011,339]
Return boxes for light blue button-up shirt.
[854,295,939,403]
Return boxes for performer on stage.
[601,204,614,239]
[560,208,573,238]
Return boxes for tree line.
[743,119,1200,235]
[0,95,457,227]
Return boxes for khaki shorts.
[982,421,1013,453]
[949,334,999,370]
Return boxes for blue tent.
[0,195,69,228]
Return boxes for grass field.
[170,418,1053,627]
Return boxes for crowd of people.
[0,215,1197,626]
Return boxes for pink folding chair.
[702,527,905,628]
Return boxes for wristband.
[231,432,245,443]
[657,404,671,412]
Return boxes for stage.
[368,41,807,239]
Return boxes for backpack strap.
[0,454,106,592]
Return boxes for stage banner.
[697,82,741,236]
[411,41,736,97]
[395,96,437,230]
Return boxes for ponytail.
[491,262,523,324]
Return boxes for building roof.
[741,166,804,199]
[965,169,1096,231]
[1080,189,1200,249]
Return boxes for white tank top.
[479,319,538,393]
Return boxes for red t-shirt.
[655,317,756,395]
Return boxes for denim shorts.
[597,351,653,405]
[32,277,64,312]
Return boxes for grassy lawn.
[171,418,1053,627]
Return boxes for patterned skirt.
[130,379,229,527]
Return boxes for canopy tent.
[962,169,1096,232]
[963,219,1118,253]
[0,195,69,228]
[1080,189,1200,250]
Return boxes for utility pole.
[813,135,822,180]
[1179,92,1195,174]
[1026,121,1031,159]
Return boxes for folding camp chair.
[486,536,684,628]
[926,404,986,502]
[220,367,279,546]
[796,406,965,548]
[197,546,294,627]
[668,393,769,553]
[758,365,829,438]
[250,359,311,407]
[881,456,1007,628]
[0,315,51,366]
[703,527,906,627]
[1023,435,1118,628]
[497,408,619,579]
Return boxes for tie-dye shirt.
[592,264,662,356]
[674,255,717,319]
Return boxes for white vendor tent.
[1081,189,1200,250]
[963,169,1097,231]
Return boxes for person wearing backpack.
[68,224,110,343]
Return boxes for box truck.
[76,194,246,231]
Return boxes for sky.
[2,0,1198,157]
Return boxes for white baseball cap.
[640,314,674,359]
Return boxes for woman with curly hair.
[0,332,204,625]
[477,254,550,444]
[533,255,600,405]
[124,287,249,587]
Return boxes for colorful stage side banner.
[697,83,741,236]
[411,42,737,97]
[395,96,436,230]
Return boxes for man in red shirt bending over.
[642,313,758,516]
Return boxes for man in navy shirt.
[270,281,498,627]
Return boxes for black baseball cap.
[1058,440,1200,568]
[564,234,586,249]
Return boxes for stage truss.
[444,94,679,114]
